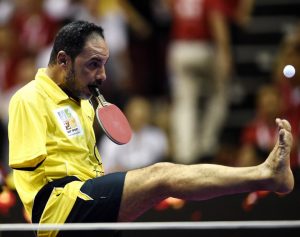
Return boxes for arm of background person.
[118,0,152,39]
[209,7,233,84]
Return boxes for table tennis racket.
[89,86,132,145]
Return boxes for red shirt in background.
[170,0,225,41]
[242,116,299,169]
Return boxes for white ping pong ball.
[283,65,296,78]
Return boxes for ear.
[57,51,69,68]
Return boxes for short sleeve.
[8,93,47,168]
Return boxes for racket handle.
[89,86,108,107]
[96,94,109,107]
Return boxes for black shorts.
[33,172,126,237]
[66,172,127,223]
[58,172,127,237]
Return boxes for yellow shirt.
[8,68,104,227]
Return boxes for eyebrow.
[89,56,110,64]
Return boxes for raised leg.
[118,118,294,221]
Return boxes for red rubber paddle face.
[96,104,132,145]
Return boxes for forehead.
[78,35,109,59]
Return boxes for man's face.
[64,35,109,100]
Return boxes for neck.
[45,66,65,86]
[46,66,80,103]
[61,86,80,103]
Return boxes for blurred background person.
[237,22,300,172]
[0,24,18,97]
[167,0,233,164]
[0,54,36,227]
[272,22,300,171]
[98,96,169,173]
[273,23,300,117]
[9,0,58,57]
[0,24,18,169]
[0,55,36,171]
[236,85,284,167]
[222,0,254,44]
[119,0,171,97]
[43,0,79,23]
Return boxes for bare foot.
[261,118,294,194]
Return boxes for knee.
[147,162,178,193]
[150,162,177,174]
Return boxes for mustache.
[89,80,102,88]
[88,83,102,97]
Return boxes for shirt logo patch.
[54,106,83,137]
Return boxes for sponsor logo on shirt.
[54,106,83,137]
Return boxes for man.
[168,0,233,163]
[9,21,294,237]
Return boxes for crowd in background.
[0,0,300,222]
